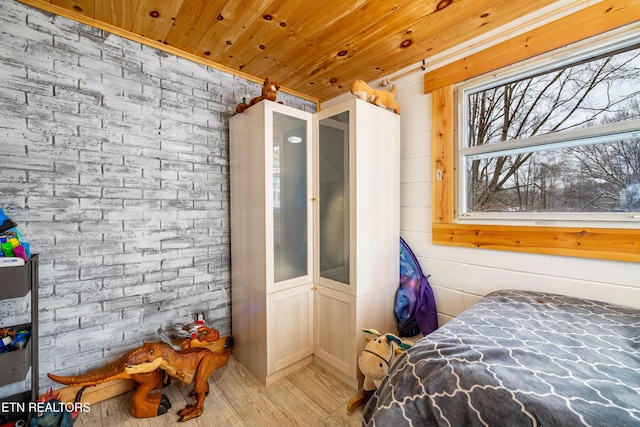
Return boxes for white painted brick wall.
[0,0,315,397]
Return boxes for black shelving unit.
[0,254,39,416]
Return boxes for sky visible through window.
[463,44,640,214]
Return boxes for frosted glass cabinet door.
[317,112,350,285]
[273,112,309,283]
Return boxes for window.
[426,5,640,262]
[457,41,640,226]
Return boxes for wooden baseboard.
[55,379,135,405]
[49,336,230,404]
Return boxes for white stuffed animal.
[355,328,412,407]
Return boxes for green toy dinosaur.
[29,387,87,427]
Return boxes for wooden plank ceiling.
[20,0,559,102]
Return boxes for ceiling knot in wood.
[436,0,453,12]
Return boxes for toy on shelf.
[0,208,16,232]
[0,208,31,264]
[0,327,30,353]
[347,328,412,413]
[0,327,17,340]
[12,329,30,350]
[235,78,281,113]
[0,334,12,352]
[350,79,401,114]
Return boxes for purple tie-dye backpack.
[395,237,438,337]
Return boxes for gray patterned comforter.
[362,290,640,426]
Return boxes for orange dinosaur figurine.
[48,338,233,422]
[177,323,220,350]
[235,78,280,113]
[158,313,222,350]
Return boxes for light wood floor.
[73,356,364,426]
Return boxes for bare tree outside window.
[464,44,640,214]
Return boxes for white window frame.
[455,30,640,228]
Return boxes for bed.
[362,289,640,426]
